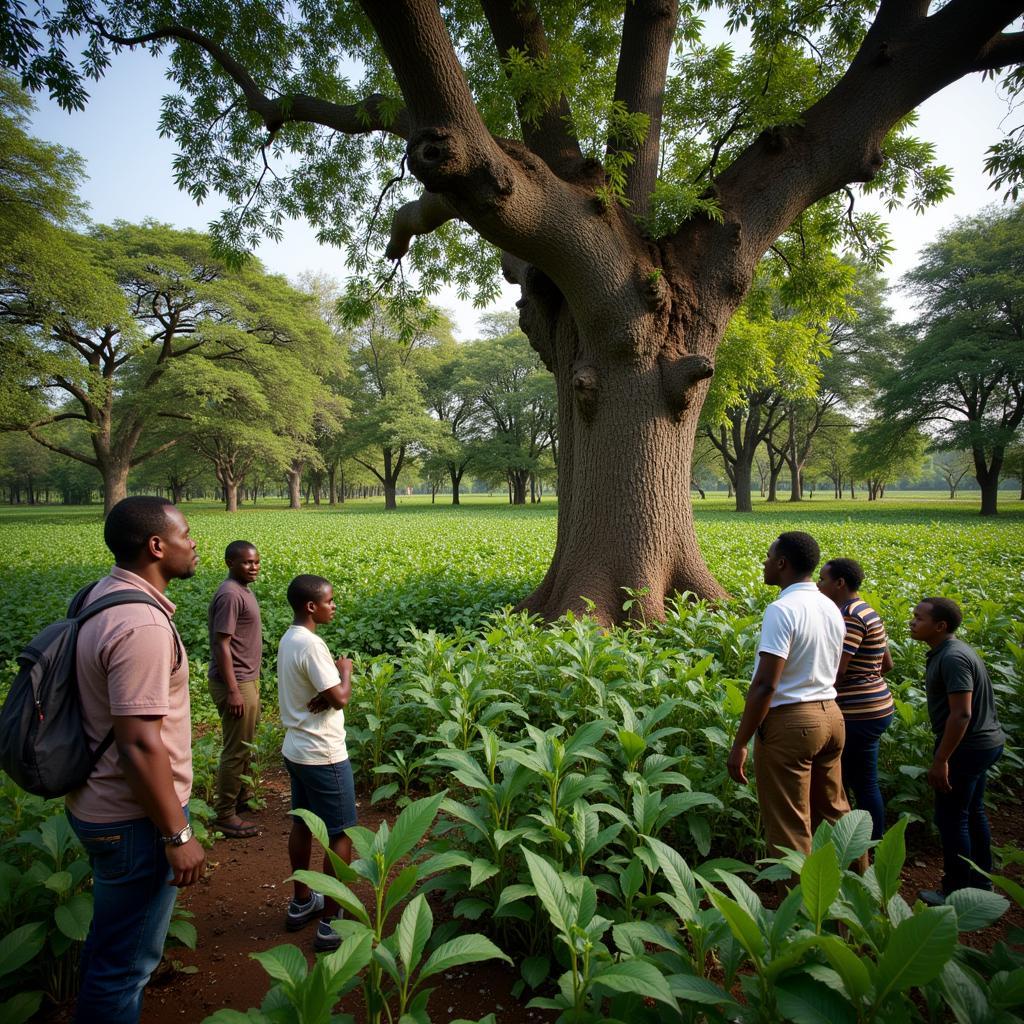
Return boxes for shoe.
[313,918,342,952]
[918,889,947,907]
[286,891,325,931]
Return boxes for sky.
[28,40,1022,335]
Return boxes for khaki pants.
[754,699,849,857]
[208,677,261,820]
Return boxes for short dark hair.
[225,540,257,562]
[774,531,820,576]
[104,496,175,561]
[823,558,864,591]
[287,574,331,612]
[921,596,963,633]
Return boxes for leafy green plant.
[203,793,509,1024]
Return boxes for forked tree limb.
[385,191,459,260]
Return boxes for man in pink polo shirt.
[66,496,204,1024]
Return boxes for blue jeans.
[934,744,1003,894]
[840,712,893,840]
[68,809,184,1024]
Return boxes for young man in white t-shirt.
[727,531,850,857]
[276,574,355,952]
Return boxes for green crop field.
[2,497,1023,1023]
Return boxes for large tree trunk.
[225,478,239,513]
[449,464,462,505]
[974,447,1002,516]
[510,469,528,506]
[767,462,781,503]
[515,302,725,624]
[734,456,754,513]
[286,462,303,510]
[103,460,130,516]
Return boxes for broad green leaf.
[589,958,677,1009]
[945,886,1009,931]
[54,892,92,941]
[819,935,873,1002]
[397,894,432,974]
[873,817,909,904]
[643,835,698,918]
[469,858,500,889]
[0,990,43,1024]
[937,960,994,1024]
[167,918,198,950]
[667,973,738,1006]
[521,955,549,989]
[384,791,447,866]
[704,886,765,962]
[829,811,873,868]
[0,922,46,977]
[989,967,1024,1009]
[418,934,510,981]
[251,944,308,987]
[801,844,841,932]
[775,975,858,1024]
[875,906,957,999]
[383,864,421,919]
[522,848,574,937]
[44,870,73,896]
[288,871,369,925]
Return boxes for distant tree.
[806,412,855,500]
[931,449,975,500]
[882,206,1024,515]
[851,420,927,500]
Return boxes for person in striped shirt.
[818,558,895,840]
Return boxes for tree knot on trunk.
[659,352,714,420]
[874,42,892,65]
[640,268,670,313]
[760,125,795,152]
[572,361,600,420]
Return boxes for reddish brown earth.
[47,768,1023,1024]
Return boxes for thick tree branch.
[611,0,679,217]
[24,426,97,467]
[385,191,459,260]
[132,438,180,465]
[690,0,1024,301]
[479,0,583,177]
[973,32,1024,72]
[94,21,410,139]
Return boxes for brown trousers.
[754,699,850,856]
[208,677,261,820]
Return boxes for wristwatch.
[161,823,194,847]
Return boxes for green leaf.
[288,870,369,925]
[945,886,1009,931]
[801,844,841,932]
[44,870,73,896]
[829,811,873,868]
[469,858,500,889]
[166,918,198,949]
[873,816,909,903]
[418,934,510,981]
[397,894,432,975]
[819,935,873,1002]
[0,990,43,1024]
[251,944,308,987]
[590,959,677,1008]
[937,960,993,1024]
[775,975,858,1024]
[0,921,46,977]
[522,848,574,937]
[875,906,958,999]
[989,967,1024,1009]
[643,835,698,919]
[704,886,765,962]
[383,864,421,919]
[521,955,549,989]
[54,892,92,941]
[384,791,447,866]
[290,808,331,850]
[323,930,373,989]
[666,973,738,1006]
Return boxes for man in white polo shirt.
[728,531,849,856]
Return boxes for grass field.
[1,493,1022,662]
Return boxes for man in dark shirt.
[208,541,263,838]
[910,596,1006,903]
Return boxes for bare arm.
[112,715,205,885]
[214,633,244,717]
[306,657,353,712]
[728,653,786,785]
[881,646,894,676]
[834,650,855,685]
[928,691,973,793]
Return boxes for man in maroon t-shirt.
[207,541,263,837]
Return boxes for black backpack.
[0,582,181,798]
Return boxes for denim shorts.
[284,757,358,838]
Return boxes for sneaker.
[286,891,325,931]
[313,918,342,952]
[918,889,947,907]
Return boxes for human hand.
[166,838,205,887]
[335,655,352,675]
[307,694,330,714]
[226,687,245,718]
[928,759,951,792]
[728,744,749,785]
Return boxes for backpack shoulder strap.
[67,581,99,618]
[74,589,185,670]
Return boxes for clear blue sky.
[29,45,1020,332]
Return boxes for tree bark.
[103,460,130,516]
[286,463,303,509]
[449,463,463,505]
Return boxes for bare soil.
[48,767,1023,1024]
